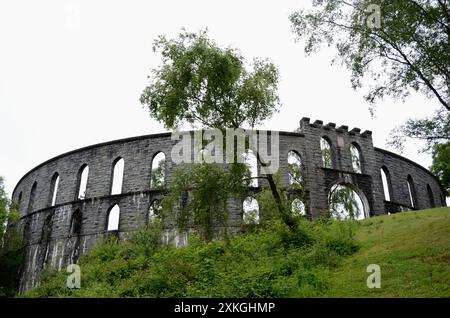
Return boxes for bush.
[0,203,23,298]
[24,218,358,298]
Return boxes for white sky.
[0,0,446,204]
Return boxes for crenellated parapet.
[299,117,372,139]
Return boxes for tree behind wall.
[430,142,450,196]
[140,30,297,231]
[0,176,23,297]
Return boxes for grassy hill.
[327,207,450,297]
[24,207,450,298]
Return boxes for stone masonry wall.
[12,121,446,292]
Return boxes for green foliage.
[161,163,249,241]
[430,142,450,196]
[140,29,280,130]
[0,176,8,242]
[327,207,450,297]
[130,219,164,257]
[242,198,260,226]
[290,0,449,155]
[287,151,303,189]
[0,177,23,297]
[287,162,303,188]
[24,217,358,298]
[22,208,450,298]
[320,138,332,168]
[290,0,449,110]
[256,172,306,222]
[329,185,363,220]
[389,109,450,152]
[140,29,288,230]
[0,210,23,298]
[350,144,362,173]
[150,159,166,190]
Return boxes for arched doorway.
[328,183,370,220]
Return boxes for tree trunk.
[255,152,296,231]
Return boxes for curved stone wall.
[13,119,446,292]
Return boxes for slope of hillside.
[326,207,450,297]
[24,207,450,298]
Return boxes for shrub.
[24,217,358,298]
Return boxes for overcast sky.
[0,0,445,202]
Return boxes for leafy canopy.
[0,176,8,243]
[160,163,250,241]
[290,0,450,187]
[329,185,364,220]
[430,142,450,195]
[389,108,450,152]
[140,30,281,130]
[0,176,23,297]
[290,0,449,110]
[140,30,293,232]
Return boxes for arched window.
[111,158,124,195]
[150,152,166,189]
[181,191,189,209]
[70,209,82,236]
[49,173,60,207]
[107,204,120,231]
[23,219,31,245]
[243,196,259,224]
[76,165,89,200]
[41,215,53,240]
[291,198,306,216]
[40,215,53,265]
[17,192,22,210]
[243,149,258,187]
[427,184,435,208]
[148,200,162,224]
[407,175,417,208]
[198,143,211,164]
[329,184,367,220]
[380,167,392,201]
[69,210,82,263]
[320,137,333,168]
[350,143,362,173]
[287,151,302,188]
[28,182,37,213]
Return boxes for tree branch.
[409,0,450,33]
[377,29,450,110]
[319,12,450,111]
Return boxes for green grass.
[23,207,450,298]
[326,207,450,297]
